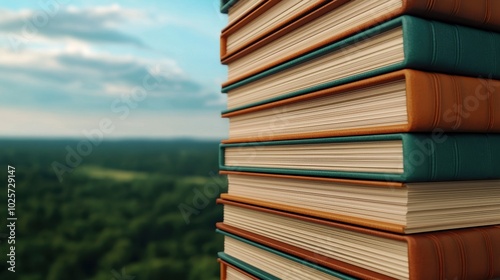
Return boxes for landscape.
[0,139,224,280]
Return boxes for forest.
[0,139,224,280]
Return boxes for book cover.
[222,70,500,142]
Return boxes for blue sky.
[0,0,228,139]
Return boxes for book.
[218,230,357,280]
[218,258,259,280]
[222,0,500,82]
[217,199,500,280]
[219,133,500,182]
[221,0,326,56]
[220,0,266,28]
[222,16,500,112]
[222,69,500,143]
[220,171,500,234]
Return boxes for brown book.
[224,0,267,29]
[222,70,500,143]
[221,0,500,85]
[220,171,500,234]
[218,258,259,280]
[222,0,326,58]
[217,199,500,280]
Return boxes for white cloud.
[0,4,225,139]
[0,43,222,117]
[0,5,146,48]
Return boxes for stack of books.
[217,1,500,279]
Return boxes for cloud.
[0,5,145,47]
[0,47,223,112]
[0,3,226,139]
[0,5,224,113]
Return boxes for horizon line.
[0,136,224,142]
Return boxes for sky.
[0,0,228,139]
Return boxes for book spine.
[219,260,227,280]
[405,0,500,32]
[218,143,226,171]
[220,35,227,60]
[406,71,500,132]
[403,16,500,80]
[402,134,500,181]
[408,226,500,279]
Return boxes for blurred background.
[0,1,227,279]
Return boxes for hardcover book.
[221,0,325,55]
[220,0,266,27]
[220,133,500,182]
[221,171,500,234]
[222,16,500,111]
[217,199,500,280]
[221,0,500,81]
[222,70,500,142]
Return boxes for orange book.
[221,0,500,84]
[217,199,500,280]
[221,0,326,58]
[222,0,267,29]
[222,70,500,143]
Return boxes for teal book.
[219,133,500,182]
[222,15,500,113]
[217,230,357,280]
